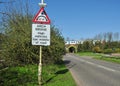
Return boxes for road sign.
[32,0,51,85]
[32,24,50,46]
[32,7,50,24]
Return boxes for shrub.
[103,49,113,54]
[92,46,102,53]
[1,13,65,66]
[114,48,120,53]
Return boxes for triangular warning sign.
[32,7,51,24]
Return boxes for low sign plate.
[32,24,50,46]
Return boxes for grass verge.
[0,63,76,86]
[42,63,76,86]
[0,65,38,86]
[76,52,120,64]
[77,52,102,57]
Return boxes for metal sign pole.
[38,46,42,86]
[33,0,49,85]
[38,0,45,85]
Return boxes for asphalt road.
[63,54,120,86]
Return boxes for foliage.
[42,26,65,64]
[92,46,102,53]
[98,57,120,64]
[0,33,5,49]
[1,14,37,66]
[82,41,90,51]
[77,39,120,54]
[103,49,113,54]
[94,32,120,42]
[1,13,65,66]
[104,41,120,49]
[77,52,120,64]
[0,64,76,86]
[94,41,104,49]
[77,52,102,57]
[77,40,94,52]
[114,48,120,53]
[1,1,65,66]
[0,65,38,86]
[77,44,83,52]
[42,63,76,86]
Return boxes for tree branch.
[0,11,9,15]
[0,0,16,3]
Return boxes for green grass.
[0,65,38,86]
[76,52,120,64]
[76,52,102,58]
[95,56,120,64]
[42,64,76,86]
[0,63,76,86]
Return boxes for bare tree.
[114,32,119,41]
[0,0,16,21]
[94,33,103,41]
[103,33,107,42]
[107,32,113,42]
[0,0,15,3]
[66,37,70,41]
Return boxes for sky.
[43,0,120,40]
[0,0,120,40]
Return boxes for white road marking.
[79,59,117,72]
[97,65,116,72]
[86,61,96,65]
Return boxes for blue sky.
[1,0,120,40]
[41,0,120,40]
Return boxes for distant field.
[76,52,120,64]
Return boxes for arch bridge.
[65,41,80,53]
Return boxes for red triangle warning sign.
[32,7,51,24]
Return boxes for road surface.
[63,54,120,86]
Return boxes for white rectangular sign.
[32,24,50,46]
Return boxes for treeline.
[0,0,65,68]
[94,32,119,42]
[78,32,120,54]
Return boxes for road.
[63,54,120,86]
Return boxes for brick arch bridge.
[65,41,80,53]
[65,40,102,53]
[65,44,78,53]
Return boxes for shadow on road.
[64,60,71,65]
[63,60,76,69]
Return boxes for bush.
[42,26,65,64]
[1,14,65,66]
[0,65,38,86]
[92,46,102,53]
[103,49,113,54]
[114,48,120,53]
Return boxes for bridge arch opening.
[69,47,75,53]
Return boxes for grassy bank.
[77,52,120,64]
[0,63,76,86]
[77,52,102,57]
[42,64,76,86]
[0,65,38,86]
